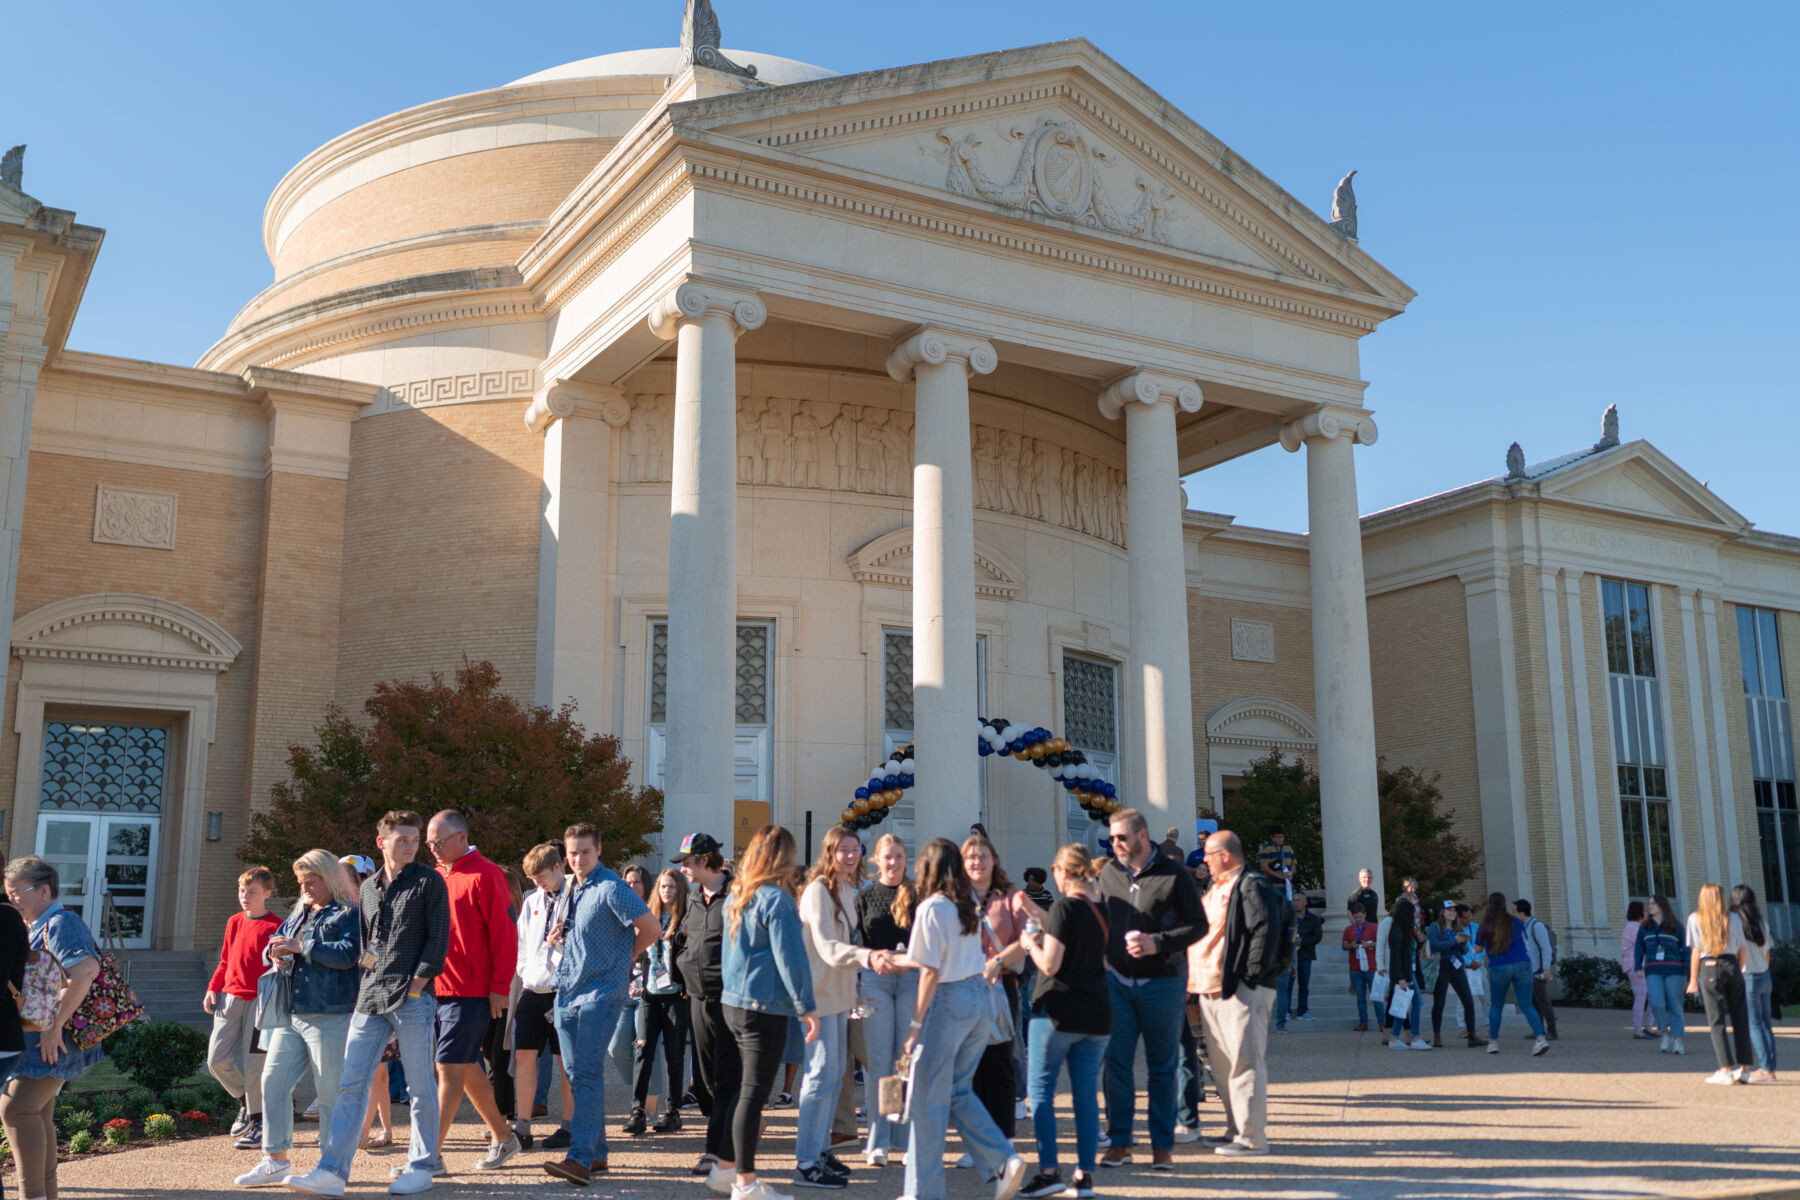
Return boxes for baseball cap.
[339,854,376,877]
[671,832,723,862]
[1442,900,1457,910]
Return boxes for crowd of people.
[0,804,1782,1200]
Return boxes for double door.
[34,813,159,949]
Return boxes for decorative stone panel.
[1230,618,1275,664]
[92,485,177,550]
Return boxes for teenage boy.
[283,811,448,1197]
[425,810,521,1171]
[206,866,282,1150]
[676,831,740,1186]
[1342,903,1378,1030]
[542,823,659,1187]
[514,842,575,1151]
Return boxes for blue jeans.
[904,977,1015,1200]
[261,1012,349,1155]
[1388,981,1421,1039]
[1102,972,1181,1151]
[1350,971,1372,1025]
[1293,958,1313,1015]
[859,968,918,1154]
[1013,962,1035,1101]
[1027,1016,1106,1175]
[795,1011,846,1166]
[1747,971,1776,1072]
[1646,972,1687,1038]
[1176,1017,1201,1128]
[608,996,664,1097]
[1485,960,1544,1039]
[1274,973,1292,1028]
[557,994,625,1166]
[320,995,438,1179]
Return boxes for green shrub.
[124,1087,160,1120]
[162,1087,201,1116]
[67,1130,95,1155]
[193,1078,233,1115]
[1771,938,1800,1012]
[144,1113,177,1140]
[91,1093,127,1125]
[1557,953,1632,1007]
[109,1021,207,1096]
[56,1107,95,1138]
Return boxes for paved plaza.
[52,1010,1799,1200]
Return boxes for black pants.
[1699,957,1754,1070]
[1431,966,1475,1037]
[636,992,691,1105]
[692,995,741,1161]
[1530,973,1557,1034]
[482,1005,515,1120]
[724,1005,787,1174]
[971,975,1018,1138]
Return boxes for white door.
[34,813,159,949]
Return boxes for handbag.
[13,947,64,1031]
[68,950,146,1051]
[255,962,293,1032]
[1387,980,1415,1020]
[977,916,1015,1046]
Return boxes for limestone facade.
[0,40,1794,958]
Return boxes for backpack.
[1528,918,1557,968]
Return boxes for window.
[39,722,168,813]
[647,620,773,803]
[881,629,986,846]
[1603,580,1673,898]
[1740,607,1797,903]
[1062,652,1119,849]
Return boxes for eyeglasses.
[1108,833,1134,843]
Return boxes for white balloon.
[901,758,916,773]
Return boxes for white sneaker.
[956,1152,976,1169]
[1704,1068,1736,1085]
[995,1155,1029,1200]
[1015,1098,1030,1120]
[388,1168,435,1196]
[473,1135,520,1171]
[1095,1134,1110,1149]
[1172,1124,1201,1144]
[302,1100,319,1120]
[1296,1012,1316,1021]
[733,1182,795,1200]
[1409,1039,1434,1051]
[1387,1039,1411,1051]
[1486,1041,1499,1055]
[866,1148,888,1166]
[389,1161,447,1180]
[1672,1038,1686,1055]
[1531,1036,1550,1056]
[237,1157,289,1188]
[707,1163,736,1195]
[1659,1033,1671,1053]
[280,1168,346,1197]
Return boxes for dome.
[509,47,836,87]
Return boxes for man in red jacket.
[426,810,521,1172]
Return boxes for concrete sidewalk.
[50,1008,1799,1199]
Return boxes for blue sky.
[6,2,1795,535]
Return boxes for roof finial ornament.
[1505,442,1526,478]
[1329,169,1357,239]
[681,0,758,80]
[0,145,23,190]
[1596,403,1620,450]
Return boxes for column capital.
[645,279,767,341]
[1097,370,1203,421]
[885,327,997,383]
[524,380,630,434]
[1278,405,1379,453]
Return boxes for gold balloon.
[853,799,869,816]
[1028,744,1046,760]
[841,808,856,823]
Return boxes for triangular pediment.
[1538,442,1749,532]
[846,528,1026,600]
[12,593,243,673]
[673,40,1413,309]
[0,180,40,225]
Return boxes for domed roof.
[509,47,836,87]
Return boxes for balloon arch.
[839,717,1121,832]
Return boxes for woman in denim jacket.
[721,825,818,1200]
[1633,894,1687,1055]
[234,849,362,1188]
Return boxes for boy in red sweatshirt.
[205,866,283,1148]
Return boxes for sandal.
[364,1130,395,1151]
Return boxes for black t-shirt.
[1030,896,1111,1036]
[856,881,908,953]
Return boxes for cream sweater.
[799,877,872,1016]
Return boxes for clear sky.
[6,2,1795,536]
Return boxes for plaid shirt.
[356,861,449,1015]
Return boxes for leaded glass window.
[883,632,914,731]
[39,723,167,813]
[1062,655,1118,755]
[649,621,771,725]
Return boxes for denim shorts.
[435,996,492,1064]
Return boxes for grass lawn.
[64,1061,211,1097]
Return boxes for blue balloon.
[869,778,883,793]
[855,787,870,800]
[977,742,992,756]
[883,774,898,789]
[1062,780,1076,791]
[1103,782,1117,799]
[900,774,914,787]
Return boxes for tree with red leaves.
[243,660,661,874]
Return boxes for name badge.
[361,947,378,969]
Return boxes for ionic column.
[647,281,766,849]
[1280,408,1382,912]
[1100,371,1203,834]
[887,329,996,845]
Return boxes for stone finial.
[0,144,23,189]
[1329,169,1357,239]
[681,0,759,80]
[1596,403,1620,449]
[1505,442,1526,478]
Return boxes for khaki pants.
[207,992,266,1115]
[1199,984,1273,1151]
[2,1074,65,1200]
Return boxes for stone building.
[0,35,1794,978]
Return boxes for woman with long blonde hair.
[790,826,890,1187]
[856,833,917,1165]
[629,870,692,1134]
[233,850,362,1187]
[721,826,819,1200]
[891,838,1027,1200]
[1685,882,1753,1084]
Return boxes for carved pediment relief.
[1204,695,1316,749]
[1539,443,1747,532]
[11,593,243,673]
[846,528,1027,601]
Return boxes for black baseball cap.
[671,832,724,862]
